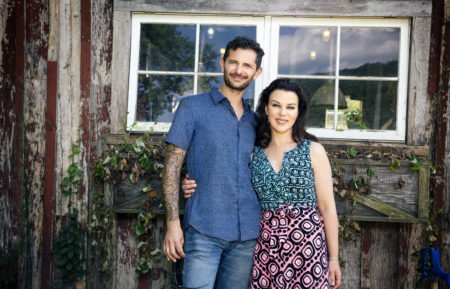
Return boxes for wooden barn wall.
[109,1,437,289]
[437,0,450,282]
[1,0,449,288]
[0,2,23,288]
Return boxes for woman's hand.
[182,174,197,198]
[329,259,341,288]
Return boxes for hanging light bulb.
[207,28,214,39]
[322,29,331,42]
[310,50,317,60]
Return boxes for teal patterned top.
[250,139,317,210]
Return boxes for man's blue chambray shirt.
[164,88,261,241]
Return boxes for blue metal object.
[421,246,450,286]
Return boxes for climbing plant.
[52,142,86,288]
[93,133,165,275]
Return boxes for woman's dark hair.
[255,78,318,148]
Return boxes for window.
[128,15,409,141]
[127,15,265,132]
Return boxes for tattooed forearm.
[163,144,187,223]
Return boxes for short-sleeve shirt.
[165,88,261,241]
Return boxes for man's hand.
[182,174,197,198]
[164,221,185,262]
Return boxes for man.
[163,36,264,289]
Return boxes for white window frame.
[127,14,266,132]
[127,15,409,142]
[269,18,410,142]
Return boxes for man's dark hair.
[223,36,265,69]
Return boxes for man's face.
[221,48,262,91]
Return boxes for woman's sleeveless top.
[250,139,317,210]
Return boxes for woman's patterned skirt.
[249,205,331,289]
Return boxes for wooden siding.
[114,0,432,17]
[1,0,449,288]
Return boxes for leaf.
[102,156,111,165]
[348,148,357,158]
[138,241,148,249]
[61,177,70,188]
[366,168,375,178]
[135,139,145,148]
[129,173,137,184]
[150,248,161,256]
[141,157,152,171]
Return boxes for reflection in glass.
[291,79,337,128]
[279,27,337,75]
[340,27,399,77]
[340,80,397,130]
[139,24,196,71]
[197,76,255,108]
[198,25,256,72]
[136,75,193,122]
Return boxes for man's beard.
[223,67,254,91]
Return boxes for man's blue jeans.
[182,227,256,289]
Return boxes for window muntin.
[129,16,409,141]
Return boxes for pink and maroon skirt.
[249,205,331,289]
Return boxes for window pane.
[139,24,196,71]
[136,75,193,122]
[340,28,400,77]
[279,27,337,75]
[198,25,257,72]
[340,80,397,130]
[291,79,339,128]
[198,76,255,108]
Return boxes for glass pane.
[291,79,340,128]
[139,24,196,72]
[198,25,257,72]
[136,74,194,122]
[279,27,337,75]
[198,76,255,108]
[340,28,400,77]
[340,80,398,130]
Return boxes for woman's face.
[265,89,299,135]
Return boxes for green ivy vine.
[52,142,86,288]
[93,134,165,275]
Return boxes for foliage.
[344,109,367,129]
[52,142,86,288]
[93,135,165,275]
[0,244,19,288]
[52,209,86,286]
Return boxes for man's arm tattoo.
[163,144,186,222]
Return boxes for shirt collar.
[210,87,252,111]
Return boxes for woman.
[183,79,341,288]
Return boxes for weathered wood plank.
[352,192,416,219]
[407,17,432,145]
[397,223,425,289]
[361,223,399,289]
[111,10,131,134]
[23,0,50,287]
[55,0,81,216]
[114,0,432,17]
[116,215,139,289]
[339,237,361,289]
[148,214,173,288]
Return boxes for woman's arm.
[311,141,341,289]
